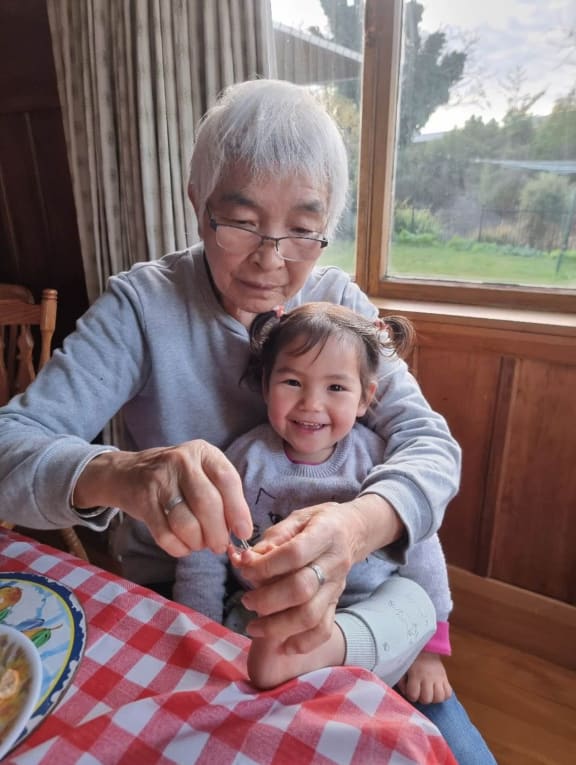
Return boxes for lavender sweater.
[175,423,453,644]
[0,245,461,584]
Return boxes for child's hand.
[227,541,277,571]
[396,651,452,704]
[228,542,258,568]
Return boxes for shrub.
[446,236,474,250]
[480,222,521,247]
[395,229,440,246]
[394,203,442,237]
[519,174,570,251]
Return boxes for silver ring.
[307,563,326,587]
[163,495,185,516]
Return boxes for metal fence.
[400,204,576,253]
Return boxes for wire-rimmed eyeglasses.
[206,205,328,262]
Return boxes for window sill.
[373,298,576,339]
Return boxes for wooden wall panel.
[388,305,576,607]
[0,0,60,113]
[0,113,51,283]
[27,109,89,341]
[0,0,88,346]
[490,359,576,603]
[416,347,501,571]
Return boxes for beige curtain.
[47,0,276,303]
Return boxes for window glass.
[270,0,364,273]
[391,0,576,290]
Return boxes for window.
[271,0,364,274]
[357,0,576,311]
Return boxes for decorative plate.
[0,572,87,750]
[0,624,43,759]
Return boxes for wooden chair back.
[0,284,89,561]
[0,285,57,404]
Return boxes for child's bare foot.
[247,627,346,690]
[396,651,452,704]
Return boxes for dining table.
[0,527,456,765]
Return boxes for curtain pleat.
[47,0,275,303]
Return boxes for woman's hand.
[235,495,404,654]
[73,440,253,558]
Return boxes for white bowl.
[0,625,43,759]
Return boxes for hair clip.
[273,305,285,319]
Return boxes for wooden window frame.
[355,0,576,314]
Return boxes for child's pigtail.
[242,306,285,391]
[375,315,416,359]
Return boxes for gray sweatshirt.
[0,245,461,585]
[174,423,453,640]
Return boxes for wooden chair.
[0,284,89,561]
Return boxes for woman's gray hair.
[189,79,349,237]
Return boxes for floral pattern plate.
[0,572,86,751]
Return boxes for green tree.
[318,0,363,102]
[399,1,466,144]
[519,173,570,250]
[396,115,501,210]
[318,1,466,143]
[479,166,525,212]
[319,0,362,52]
[449,115,501,158]
[533,89,576,160]
[395,140,463,210]
[497,67,543,157]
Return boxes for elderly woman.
[0,79,494,762]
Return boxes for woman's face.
[192,167,328,328]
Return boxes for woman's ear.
[188,184,203,238]
[357,379,378,417]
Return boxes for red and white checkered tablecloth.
[0,529,456,765]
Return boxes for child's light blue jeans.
[412,693,498,764]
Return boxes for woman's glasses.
[206,205,328,262]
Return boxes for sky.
[270,0,576,134]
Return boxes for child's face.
[264,335,375,464]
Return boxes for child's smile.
[264,335,372,464]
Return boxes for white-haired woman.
[0,79,494,762]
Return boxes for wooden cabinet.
[380,302,576,608]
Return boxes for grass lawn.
[318,239,576,288]
[317,239,357,272]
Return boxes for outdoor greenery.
[389,240,576,286]
[320,237,576,288]
[318,1,466,145]
[311,0,576,290]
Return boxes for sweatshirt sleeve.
[360,352,462,561]
[398,534,453,626]
[399,535,452,654]
[0,273,149,529]
[173,550,228,623]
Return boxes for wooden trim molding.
[356,0,401,293]
[375,298,576,334]
[374,279,576,314]
[448,566,576,670]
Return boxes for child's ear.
[357,380,377,417]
